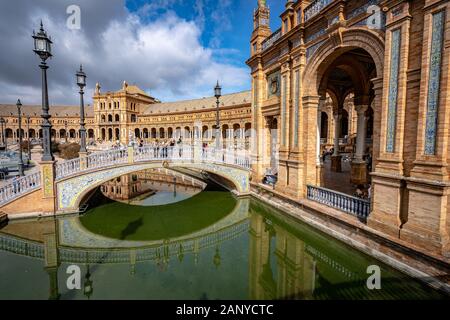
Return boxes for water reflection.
[100,168,206,206]
[0,189,447,299]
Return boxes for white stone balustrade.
[0,172,41,206]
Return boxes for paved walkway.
[322,154,356,196]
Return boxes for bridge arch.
[56,161,250,212]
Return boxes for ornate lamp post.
[0,118,6,150]
[26,115,31,163]
[32,21,54,162]
[76,65,87,153]
[213,246,221,268]
[214,81,222,151]
[16,100,24,176]
[83,265,93,300]
[64,120,68,143]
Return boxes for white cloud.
[0,0,249,105]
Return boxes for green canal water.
[0,176,448,300]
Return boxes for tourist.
[12,175,20,193]
[177,137,183,157]
[355,184,365,199]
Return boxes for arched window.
[108,114,113,122]
[115,114,120,122]
[131,114,137,122]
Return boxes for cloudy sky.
[0,0,285,106]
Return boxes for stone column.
[331,112,342,172]
[316,97,326,185]
[351,105,368,184]
[354,105,368,161]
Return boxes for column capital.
[355,104,369,115]
[371,77,384,91]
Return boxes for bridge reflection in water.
[0,173,446,299]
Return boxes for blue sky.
[0,0,287,105]
[124,0,286,93]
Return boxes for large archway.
[304,29,384,198]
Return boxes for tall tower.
[250,0,271,56]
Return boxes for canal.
[0,169,447,300]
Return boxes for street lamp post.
[76,65,87,153]
[32,21,54,162]
[64,120,68,143]
[0,118,5,150]
[16,100,24,176]
[26,116,31,163]
[214,81,222,151]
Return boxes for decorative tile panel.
[294,70,300,147]
[306,40,326,62]
[424,11,445,155]
[305,27,326,43]
[267,70,281,98]
[347,0,382,20]
[386,28,401,153]
[281,75,287,146]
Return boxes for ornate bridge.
[0,145,251,215]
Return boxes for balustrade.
[261,28,282,51]
[304,0,333,22]
[0,172,41,206]
[0,144,251,206]
[306,185,370,219]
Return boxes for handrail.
[54,145,251,181]
[306,184,370,219]
[1,145,251,206]
[0,172,41,206]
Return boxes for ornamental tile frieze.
[424,10,445,155]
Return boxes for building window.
[284,19,288,33]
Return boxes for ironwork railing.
[306,185,370,219]
[304,0,333,22]
[0,172,41,206]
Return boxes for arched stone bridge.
[0,145,251,215]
